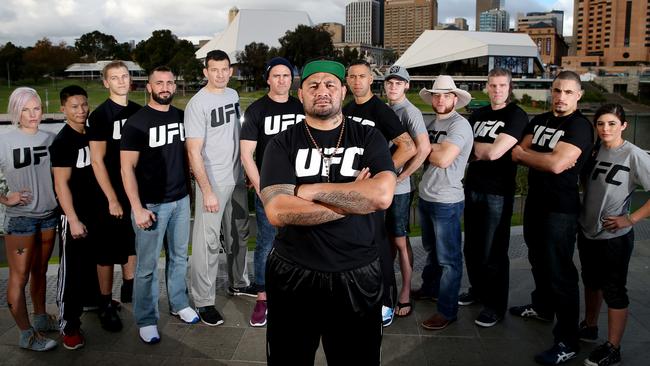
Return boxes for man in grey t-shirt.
[185,50,251,326]
[383,65,430,317]
[415,75,473,331]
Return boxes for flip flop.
[395,301,413,317]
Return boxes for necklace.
[304,117,346,183]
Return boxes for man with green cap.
[260,59,397,365]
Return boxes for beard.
[434,104,455,115]
[152,90,174,105]
[305,97,340,120]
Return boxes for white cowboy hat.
[419,75,472,109]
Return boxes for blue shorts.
[4,213,58,236]
[385,193,412,237]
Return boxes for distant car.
[465,100,490,113]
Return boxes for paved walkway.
[1,225,649,365]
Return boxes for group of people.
[1,50,648,366]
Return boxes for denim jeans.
[419,198,464,320]
[254,194,276,290]
[133,195,191,327]
[463,190,513,316]
[523,198,579,347]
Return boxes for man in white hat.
[415,75,473,331]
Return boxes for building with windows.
[321,22,345,43]
[384,0,438,55]
[479,8,509,32]
[516,10,564,36]
[562,0,650,73]
[345,0,382,46]
[476,0,504,30]
[521,21,568,69]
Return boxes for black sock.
[100,294,112,309]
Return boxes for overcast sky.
[0,0,573,47]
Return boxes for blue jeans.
[133,195,191,327]
[463,190,513,316]
[419,199,464,320]
[254,194,276,290]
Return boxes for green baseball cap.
[300,60,346,85]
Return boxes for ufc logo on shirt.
[347,116,376,127]
[591,161,630,186]
[295,147,364,178]
[429,131,447,144]
[112,118,128,140]
[264,114,305,135]
[149,123,185,147]
[76,146,91,168]
[13,146,48,169]
[211,103,241,127]
[532,125,564,149]
[473,120,505,139]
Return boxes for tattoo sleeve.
[313,191,375,214]
[261,184,295,206]
[277,210,344,226]
[261,184,345,226]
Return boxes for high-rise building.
[455,18,469,30]
[345,0,382,46]
[516,10,564,36]
[321,22,345,44]
[476,0,504,30]
[562,0,650,71]
[520,21,568,68]
[384,0,438,54]
[479,8,509,32]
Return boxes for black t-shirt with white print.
[260,119,395,272]
[465,103,529,196]
[120,105,188,205]
[87,99,142,205]
[525,110,594,213]
[50,124,103,220]
[240,94,304,170]
[343,95,405,144]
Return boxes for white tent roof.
[396,30,541,69]
[195,9,313,61]
[65,60,143,72]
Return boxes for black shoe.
[475,308,502,328]
[579,320,599,343]
[197,306,224,326]
[99,302,123,332]
[121,279,133,304]
[411,287,437,301]
[534,342,578,365]
[227,284,258,297]
[584,342,621,366]
[458,291,477,306]
[509,304,553,322]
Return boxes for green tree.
[337,46,359,67]
[169,39,204,93]
[75,31,120,62]
[237,42,276,89]
[23,38,78,82]
[383,49,399,66]
[278,25,334,69]
[133,30,178,73]
[0,42,25,85]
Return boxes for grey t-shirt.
[185,87,243,186]
[389,99,427,195]
[579,141,650,239]
[0,128,57,218]
[418,111,473,203]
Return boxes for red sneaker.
[63,329,85,350]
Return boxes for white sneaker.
[139,325,160,344]
[173,307,200,324]
[382,305,394,327]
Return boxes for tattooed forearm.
[261,184,295,206]
[393,132,415,148]
[313,191,375,214]
[277,210,344,226]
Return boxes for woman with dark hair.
[578,103,650,366]
[0,87,58,351]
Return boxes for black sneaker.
[579,320,599,343]
[534,342,577,365]
[458,291,477,306]
[584,342,621,366]
[509,304,553,322]
[475,308,502,328]
[197,306,224,326]
[98,301,123,332]
[227,284,258,297]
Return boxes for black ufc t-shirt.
[465,103,529,196]
[260,120,395,272]
[343,95,405,144]
[120,105,188,204]
[87,99,142,205]
[240,95,304,170]
[525,111,594,213]
[50,124,103,220]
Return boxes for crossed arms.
[511,135,580,174]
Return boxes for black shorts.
[577,230,634,309]
[87,212,133,265]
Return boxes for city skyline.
[0,0,571,47]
